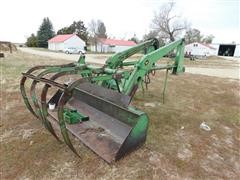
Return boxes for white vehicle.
[64,47,85,54]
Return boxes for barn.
[185,42,216,57]
[48,34,86,51]
[93,38,136,53]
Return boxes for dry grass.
[0,51,239,179]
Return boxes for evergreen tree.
[37,17,55,48]
[26,33,37,47]
[57,20,89,43]
[57,27,72,34]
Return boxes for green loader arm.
[105,39,159,69]
[122,38,185,95]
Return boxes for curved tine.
[20,66,50,117]
[20,76,38,117]
[25,63,76,74]
[30,67,77,141]
[20,63,75,117]
[41,70,78,142]
[57,78,89,158]
[41,65,87,120]
[58,93,81,158]
[30,71,61,141]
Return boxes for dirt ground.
[0,51,240,179]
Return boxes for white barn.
[185,42,217,57]
[91,38,136,53]
[48,34,86,51]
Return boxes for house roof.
[48,34,75,43]
[99,38,136,46]
[198,42,216,50]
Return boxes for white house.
[185,42,217,57]
[91,38,136,53]
[48,34,86,51]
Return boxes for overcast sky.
[0,0,239,43]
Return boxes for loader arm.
[122,38,185,95]
[105,38,159,69]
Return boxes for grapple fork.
[20,38,185,163]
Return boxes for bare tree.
[88,19,97,36]
[151,2,188,42]
[143,30,158,41]
[96,20,107,38]
[88,19,107,51]
[142,30,165,46]
[129,34,139,44]
[88,20,98,51]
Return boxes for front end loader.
[20,38,185,163]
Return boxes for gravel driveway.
[19,47,107,64]
[19,48,240,80]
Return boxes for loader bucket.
[47,82,149,163]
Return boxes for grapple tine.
[20,63,75,117]
[20,66,48,118]
[28,68,64,141]
[20,76,38,118]
[30,79,61,142]
[56,79,89,158]
[40,70,82,142]
[28,66,80,141]
[58,93,81,158]
[20,63,78,142]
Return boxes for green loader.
[20,38,185,163]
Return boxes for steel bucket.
[47,82,149,163]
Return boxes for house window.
[193,43,198,47]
